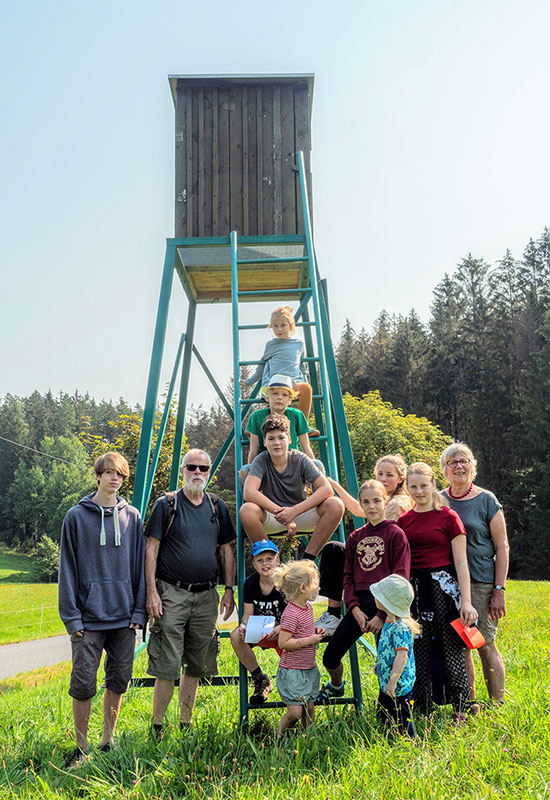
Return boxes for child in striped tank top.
[272,560,326,734]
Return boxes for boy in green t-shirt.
[240,374,317,485]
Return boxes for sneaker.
[64,747,89,769]
[151,723,164,741]
[315,611,342,637]
[99,743,112,753]
[249,673,273,704]
[316,681,346,704]
[308,428,321,438]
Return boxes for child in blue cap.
[230,540,287,703]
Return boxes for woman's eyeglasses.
[184,464,210,473]
[447,459,470,468]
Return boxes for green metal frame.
[131,151,373,723]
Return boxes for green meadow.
[0,581,549,799]
[0,546,63,645]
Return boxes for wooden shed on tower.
[169,73,314,239]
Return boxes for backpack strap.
[164,490,220,537]
[164,490,178,536]
[205,491,221,535]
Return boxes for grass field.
[0,581,549,799]
[0,545,64,645]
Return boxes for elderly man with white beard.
[144,449,235,737]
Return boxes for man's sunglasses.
[184,463,210,473]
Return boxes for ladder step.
[240,394,322,404]
[248,696,357,710]
[238,288,311,297]
[238,321,315,331]
[302,356,319,363]
[236,256,309,265]
[131,675,240,688]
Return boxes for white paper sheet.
[244,615,276,644]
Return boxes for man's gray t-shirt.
[248,450,321,508]
[146,490,235,584]
[441,489,502,583]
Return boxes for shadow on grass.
[0,570,38,584]
[0,545,37,583]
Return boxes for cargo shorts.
[147,580,220,680]
[69,627,136,700]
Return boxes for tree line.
[0,391,184,560]
[2,227,549,579]
[335,227,550,579]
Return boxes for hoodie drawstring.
[100,506,106,546]
[99,505,121,546]
[113,506,121,547]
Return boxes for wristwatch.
[494,584,505,591]
[225,585,236,592]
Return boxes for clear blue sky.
[1,0,549,410]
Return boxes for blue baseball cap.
[251,539,279,557]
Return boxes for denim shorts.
[276,665,320,705]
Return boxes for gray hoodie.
[58,493,146,635]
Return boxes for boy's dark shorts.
[69,627,136,701]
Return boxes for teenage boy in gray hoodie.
[58,452,146,767]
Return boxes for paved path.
[0,606,242,680]
[0,634,71,680]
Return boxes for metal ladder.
[231,152,366,726]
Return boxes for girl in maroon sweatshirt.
[316,480,411,703]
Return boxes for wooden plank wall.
[174,79,312,237]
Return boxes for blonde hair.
[271,559,319,601]
[407,461,444,511]
[440,442,478,480]
[358,479,388,502]
[398,615,421,636]
[374,453,412,502]
[269,306,295,332]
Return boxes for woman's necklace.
[448,482,473,500]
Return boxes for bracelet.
[240,622,246,631]
[225,585,235,592]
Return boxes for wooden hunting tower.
[169,74,314,238]
[133,74,366,726]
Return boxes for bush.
[34,535,60,583]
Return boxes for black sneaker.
[315,681,346,704]
[99,743,112,753]
[151,723,164,741]
[249,673,273,704]
[64,747,89,769]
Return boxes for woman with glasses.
[439,443,509,704]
